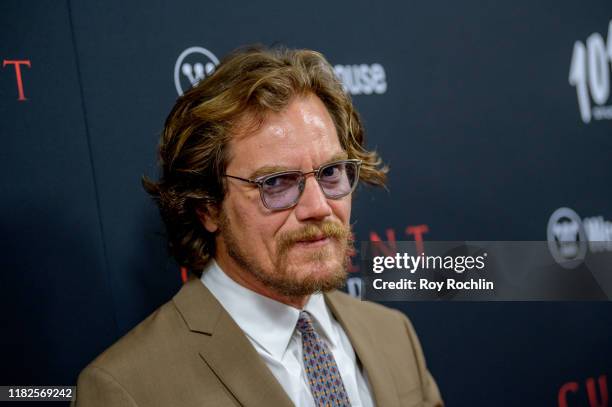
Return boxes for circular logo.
[174,46,219,96]
[547,207,588,269]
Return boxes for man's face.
[211,93,353,298]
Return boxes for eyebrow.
[249,165,292,180]
[247,151,349,180]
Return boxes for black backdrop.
[1,1,611,406]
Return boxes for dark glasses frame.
[223,159,362,210]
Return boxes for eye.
[262,173,300,192]
[320,164,343,179]
[264,175,283,187]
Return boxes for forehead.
[227,94,344,173]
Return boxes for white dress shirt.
[201,259,374,407]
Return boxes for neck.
[214,254,309,309]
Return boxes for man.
[73,46,443,407]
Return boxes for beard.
[219,213,353,297]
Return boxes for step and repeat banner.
[1,0,611,405]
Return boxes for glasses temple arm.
[224,174,261,185]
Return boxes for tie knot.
[297,311,315,333]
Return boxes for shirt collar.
[303,292,337,346]
[200,259,338,359]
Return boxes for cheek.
[331,198,352,224]
[229,196,288,250]
[227,188,264,224]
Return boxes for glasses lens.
[261,172,302,209]
[318,161,358,198]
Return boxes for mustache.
[277,221,351,253]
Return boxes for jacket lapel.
[173,278,293,407]
[325,291,402,407]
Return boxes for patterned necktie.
[296,311,352,407]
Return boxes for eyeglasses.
[224,159,362,210]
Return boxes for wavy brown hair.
[143,45,387,273]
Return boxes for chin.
[269,242,350,296]
[291,258,347,285]
[288,248,339,272]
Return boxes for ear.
[196,205,220,233]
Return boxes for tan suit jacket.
[73,277,443,406]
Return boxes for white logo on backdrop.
[173,49,384,97]
[334,64,387,95]
[569,20,612,123]
[174,46,219,96]
[547,207,612,268]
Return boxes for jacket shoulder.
[326,289,407,322]
[82,299,187,378]
[73,299,194,406]
[91,301,185,371]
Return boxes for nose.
[293,176,332,221]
